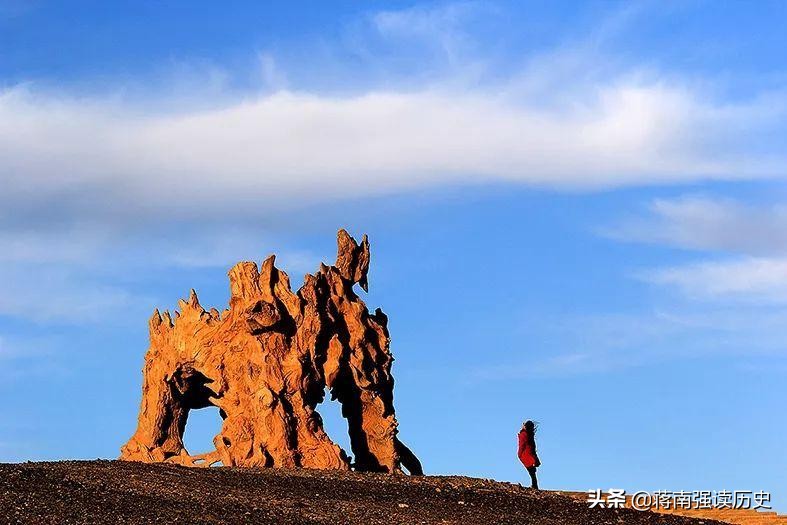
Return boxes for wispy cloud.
[371,1,486,65]
[0,264,147,323]
[0,212,336,323]
[608,196,787,303]
[0,335,70,382]
[166,232,323,275]
[606,196,787,255]
[643,257,787,303]
[470,307,787,381]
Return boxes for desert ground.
[0,460,730,525]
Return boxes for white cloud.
[0,228,109,264]
[0,262,150,323]
[0,335,71,383]
[607,196,787,303]
[471,307,787,380]
[2,1,787,325]
[2,77,785,323]
[606,196,787,255]
[1,80,783,224]
[371,2,484,63]
[0,224,329,324]
[166,233,323,275]
[2,2,786,227]
[644,257,787,303]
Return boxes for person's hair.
[524,420,538,433]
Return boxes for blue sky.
[2,0,787,510]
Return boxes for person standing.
[517,420,541,489]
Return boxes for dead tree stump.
[120,230,421,475]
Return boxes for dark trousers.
[526,466,539,490]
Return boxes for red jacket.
[518,429,539,468]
